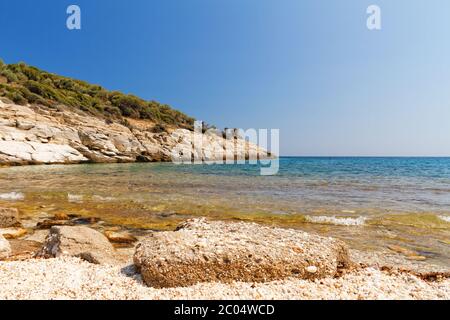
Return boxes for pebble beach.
[0,257,448,300]
[0,216,449,300]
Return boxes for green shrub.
[6,91,27,105]
[21,65,41,81]
[150,123,167,133]
[104,105,122,118]
[111,94,144,118]
[1,69,18,83]
[18,87,41,103]
[0,61,197,129]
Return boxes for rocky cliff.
[0,100,269,165]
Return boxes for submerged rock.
[387,245,418,257]
[0,207,21,228]
[407,255,427,261]
[73,217,101,225]
[134,218,350,288]
[53,212,70,220]
[36,219,74,229]
[0,227,27,239]
[104,230,137,244]
[36,226,117,265]
[0,235,11,259]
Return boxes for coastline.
[0,100,270,166]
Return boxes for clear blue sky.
[1,0,449,156]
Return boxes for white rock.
[0,102,272,165]
[0,235,11,259]
[306,265,318,273]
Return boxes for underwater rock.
[36,219,74,229]
[104,230,137,244]
[0,227,27,239]
[0,207,21,228]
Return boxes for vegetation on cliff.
[0,59,195,130]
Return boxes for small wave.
[92,195,115,201]
[305,215,366,226]
[0,192,24,201]
[438,215,450,223]
[68,193,83,203]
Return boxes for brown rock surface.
[134,218,350,288]
[104,230,137,244]
[7,239,42,261]
[53,212,70,220]
[36,226,117,265]
[0,207,21,228]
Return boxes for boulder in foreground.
[0,235,11,259]
[36,226,117,265]
[134,218,350,288]
[0,207,21,228]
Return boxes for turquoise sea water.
[0,157,449,265]
[167,156,450,213]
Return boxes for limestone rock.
[24,230,49,243]
[0,207,21,228]
[36,226,117,265]
[0,101,272,166]
[134,218,350,288]
[0,235,11,259]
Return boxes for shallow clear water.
[0,157,449,266]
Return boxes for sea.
[1,157,449,266]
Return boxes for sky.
[0,0,449,156]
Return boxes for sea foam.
[438,215,450,223]
[0,192,25,200]
[92,195,115,201]
[305,215,366,226]
[68,193,83,202]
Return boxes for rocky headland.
[0,100,269,165]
